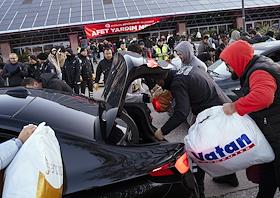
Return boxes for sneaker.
[212,173,239,187]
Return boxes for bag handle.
[195,106,223,124]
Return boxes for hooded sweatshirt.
[174,41,207,72]
[220,40,277,116]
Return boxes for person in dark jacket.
[167,34,176,50]
[22,74,73,93]
[79,48,94,97]
[197,48,216,67]
[0,62,5,87]
[2,53,27,87]
[221,40,280,198]
[27,55,43,80]
[94,48,113,90]
[198,35,211,55]
[62,48,81,94]
[37,53,57,75]
[153,64,239,197]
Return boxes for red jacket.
[220,40,277,116]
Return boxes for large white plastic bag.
[2,122,63,198]
[184,106,275,177]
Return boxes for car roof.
[0,88,98,140]
[253,40,280,52]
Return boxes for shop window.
[23,47,32,55]
[209,26,218,34]
[43,45,53,54]
[254,21,262,29]
[263,21,271,27]
[218,25,227,34]
[272,20,279,28]
[189,28,198,38]
[246,23,253,32]
[227,24,234,32]
[13,48,21,56]
[199,27,209,35]
[32,46,43,56]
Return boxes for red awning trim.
[84,17,162,39]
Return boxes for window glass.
[103,53,127,108]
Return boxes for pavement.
[91,88,279,198]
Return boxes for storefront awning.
[84,17,161,39]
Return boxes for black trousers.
[81,79,93,95]
[254,116,280,198]
[70,84,80,94]
[194,167,205,198]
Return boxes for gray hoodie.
[229,30,240,44]
[174,41,207,72]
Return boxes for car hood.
[60,134,183,195]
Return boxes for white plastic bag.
[184,106,275,177]
[2,122,63,198]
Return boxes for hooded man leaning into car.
[151,41,239,198]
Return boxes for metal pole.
[242,0,246,32]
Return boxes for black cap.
[30,55,38,61]
[37,53,48,61]
[66,48,73,55]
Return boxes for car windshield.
[209,46,265,78]
[102,53,128,108]
[208,60,231,78]
[254,49,264,55]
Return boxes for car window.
[254,49,264,55]
[103,53,127,109]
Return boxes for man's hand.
[154,128,164,141]
[223,103,236,115]
[18,124,37,143]
[151,85,163,98]
[94,83,99,90]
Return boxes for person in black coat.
[167,34,176,50]
[2,53,27,87]
[37,53,57,75]
[79,48,94,97]
[27,55,43,80]
[0,62,5,87]
[94,48,113,90]
[62,48,81,94]
[22,73,73,94]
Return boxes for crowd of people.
[0,27,279,97]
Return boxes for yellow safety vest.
[154,44,169,60]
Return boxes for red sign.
[84,17,161,39]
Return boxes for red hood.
[220,40,254,77]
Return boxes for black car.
[0,51,198,198]
[208,40,280,100]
